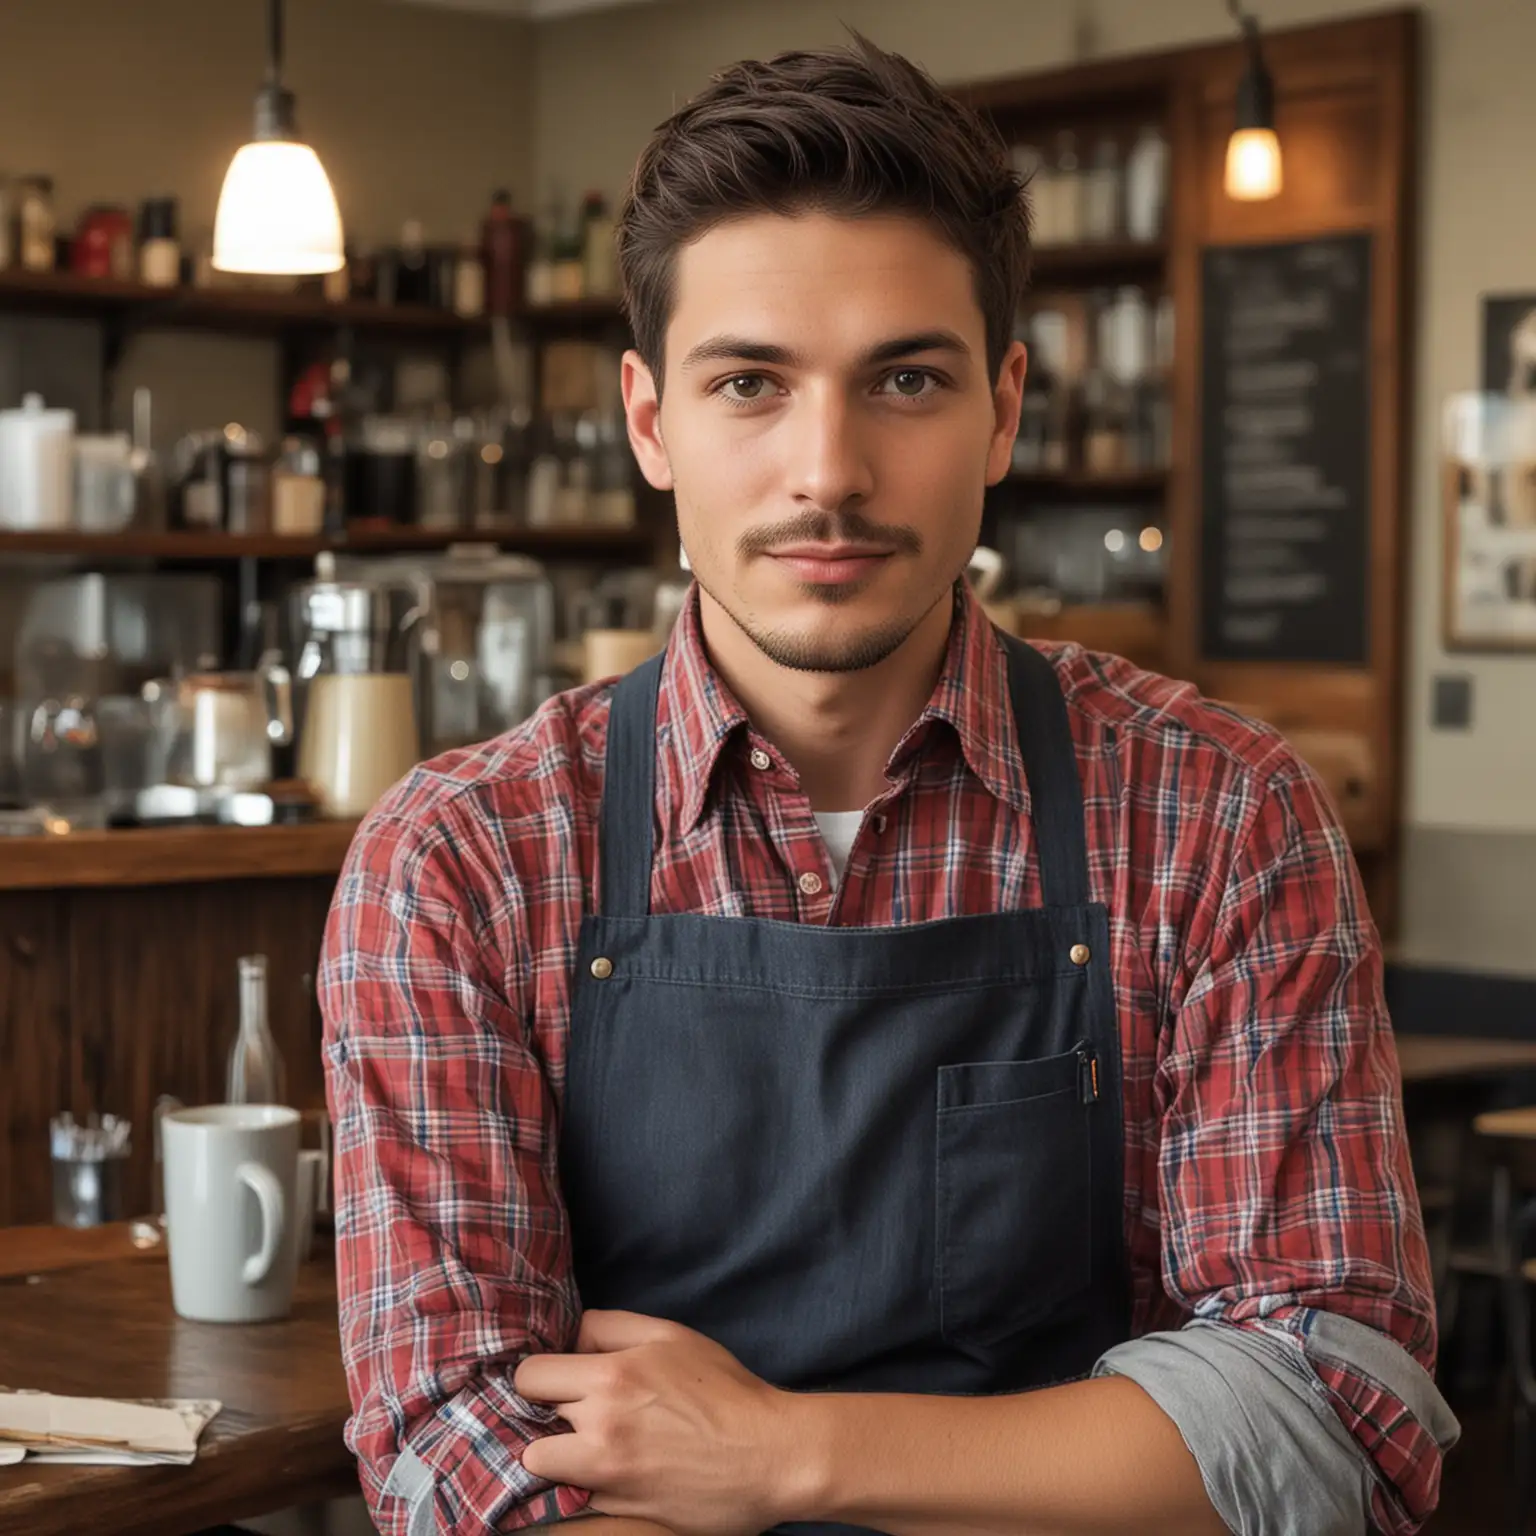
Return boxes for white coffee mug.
[162,1104,301,1323]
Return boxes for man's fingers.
[513,1350,608,1404]
[576,1308,686,1354]
[521,1428,602,1488]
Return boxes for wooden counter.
[0,1237,356,1536]
[0,821,358,892]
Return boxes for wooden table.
[0,1226,357,1536]
[1396,1035,1536,1084]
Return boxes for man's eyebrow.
[677,330,973,374]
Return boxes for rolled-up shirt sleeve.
[319,789,591,1534]
[1098,764,1459,1535]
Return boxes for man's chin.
[741,615,919,675]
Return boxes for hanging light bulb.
[1224,0,1283,202]
[213,0,344,274]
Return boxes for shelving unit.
[0,269,621,339]
[1003,468,1167,498]
[1030,240,1166,286]
[0,524,654,563]
[960,10,1419,928]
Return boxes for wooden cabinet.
[0,892,72,1226]
[959,9,1418,929]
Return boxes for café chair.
[1471,1106,1536,1535]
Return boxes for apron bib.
[561,633,1130,1534]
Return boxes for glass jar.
[17,175,56,272]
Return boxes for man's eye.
[881,369,939,399]
[721,375,769,401]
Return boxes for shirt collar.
[659,581,1028,833]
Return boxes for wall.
[532,0,1536,978]
[0,0,535,447]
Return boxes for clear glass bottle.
[1083,138,1123,243]
[1052,132,1083,247]
[1125,126,1170,243]
[227,955,287,1106]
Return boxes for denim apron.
[561,631,1130,1535]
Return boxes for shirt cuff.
[1095,1318,1377,1536]
[365,1374,593,1534]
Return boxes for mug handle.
[237,1161,286,1286]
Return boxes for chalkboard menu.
[1200,234,1373,664]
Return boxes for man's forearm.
[565,1520,676,1533]
[781,1374,1227,1536]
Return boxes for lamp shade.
[1224,127,1283,201]
[212,139,344,274]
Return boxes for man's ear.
[623,349,673,490]
[985,338,1028,488]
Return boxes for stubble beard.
[694,568,950,675]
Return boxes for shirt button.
[749,748,771,771]
[798,871,824,897]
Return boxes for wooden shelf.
[521,297,627,328]
[1029,241,1166,286]
[0,270,626,338]
[0,524,654,562]
[1002,468,1167,497]
[0,819,360,891]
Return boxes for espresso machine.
[10,573,222,828]
[322,544,558,758]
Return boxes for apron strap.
[998,633,1090,910]
[599,651,665,919]
[597,633,1090,916]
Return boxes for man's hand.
[515,1310,800,1536]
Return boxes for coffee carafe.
[290,556,421,819]
[331,544,557,757]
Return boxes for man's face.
[622,212,1026,673]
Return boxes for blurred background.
[1,1,1534,1530]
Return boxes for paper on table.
[0,1391,221,1467]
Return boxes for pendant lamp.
[1224,0,1284,202]
[213,0,344,274]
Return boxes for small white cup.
[162,1104,300,1323]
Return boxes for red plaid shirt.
[321,583,1441,1534]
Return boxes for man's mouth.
[766,544,895,584]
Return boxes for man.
[320,36,1458,1536]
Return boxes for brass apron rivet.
[590,957,614,980]
[1069,943,1091,967]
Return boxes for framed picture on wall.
[1443,389,1536,652]
[1483,293,1536,394]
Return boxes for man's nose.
[786,387,877,511]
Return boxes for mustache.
[737,509,924,559]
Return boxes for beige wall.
[533,0,1536,973]
[0,0,535,446]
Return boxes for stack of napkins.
[0,1390,221,1467]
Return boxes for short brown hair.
[616,33,1031,389]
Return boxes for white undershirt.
[813,810,864,882]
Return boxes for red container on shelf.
[72,206,135,281]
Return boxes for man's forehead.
[667,211,983,348]
[676,209,970,280]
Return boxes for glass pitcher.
[162,656,292,791]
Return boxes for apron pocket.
[935,1051,1093,1351]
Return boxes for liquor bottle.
[226,955,287,1106]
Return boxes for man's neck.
[696,588,956,812]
